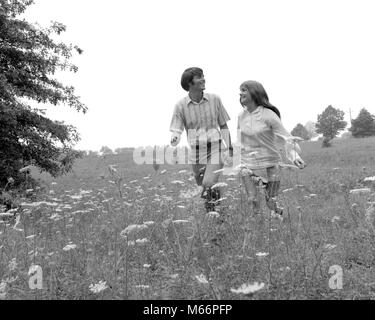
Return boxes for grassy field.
[1,137,375,300]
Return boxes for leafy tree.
[316,105,347,147]
[349,108,375,138]
[100,146,114,156]
[0,0,86,187]
[304,121,318,140]
[291,123,310,140]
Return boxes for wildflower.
[172,220,190,224]
[63,243,77,251]
[160,170,167,174]
[171,180,184,185]
[89,281,109,294]
[120,224,148,237]
[8,258,17,272]
[230,282,265,295]
[211,182,228,189]
[178,170,187,174]
[309,194,317,198]
[349,188,371,195]
[364,176,375,182]
[51,182,57,185]
[20,166,32,173]
[130,180,138,184]
[207,211,220,218]
[143,221,155,226]
[143,264,151,268]
[331,216,341,223]
[135,238,149,245]
[282,188,294,193]
[127,241,136,246]
[324,244,337,250]
[25,235,36,240]
[7,177,14,184]
[170,274,179,279]
[255,252,269,257]
[177,205,186,209]
[195,274,209,284]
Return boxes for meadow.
[1,136,375,300]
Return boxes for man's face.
[189,74,205,91]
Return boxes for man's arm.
[220,123,233,156]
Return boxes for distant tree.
[304,121,318,140]
[340,131,353,139]
[349,108,375,138]
[0,0,86,187]
[291,123,310,140]
[88,150,99,157]
[100,146,113,155]
[316,105,347,147]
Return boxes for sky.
[22,0,375,151]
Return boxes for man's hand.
[223,148,233,167]
[170,132,181,147]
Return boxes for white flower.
[25,235,36,240]
[130,180,138,184]
[170,274,179,279]
[195,274,209,284]
[211,182,228,189]
[143,264,151,268]
[135,238,149,245]
[127,241,136,246]
[309,194,317,198]
[172,220,190,224]
[255,252,269,257]
[63,244,77,251]
[324,244,337,250]
[160,170,167,174]
[177,205,186,209]
[364,176,375,182]
[230,282,265,295]
[349,188,371,195]
[282,188,294,193]
[143,221,155,226]
[120,224,148,237]
[331,216,341,223]
[207,211,220,218]
[171,180,184,185]
[89,280,109,294]
[178,170,187,174]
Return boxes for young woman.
[237,80,305,215]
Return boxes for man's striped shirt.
[169,93,230,146]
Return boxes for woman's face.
[240,86,252,105]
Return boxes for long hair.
[240,80,281,119]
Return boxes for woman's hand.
[294,158,306,169]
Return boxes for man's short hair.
[181,67,203,91]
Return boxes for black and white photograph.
[1,0,375,307]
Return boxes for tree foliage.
[349,108,375,138]
[316,105,347,147]
[0,0,86,187]
[291,123,310,140]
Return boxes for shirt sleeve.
[169,103,184,133]
[263,108,292,141]
[216,96,231,126]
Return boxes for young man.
[170,67,233,212]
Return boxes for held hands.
[223,147,234,167]
[293,158,306,169]
[170,132,181,147]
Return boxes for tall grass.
[1,137,375,300]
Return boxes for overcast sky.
[23,0,375,151]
